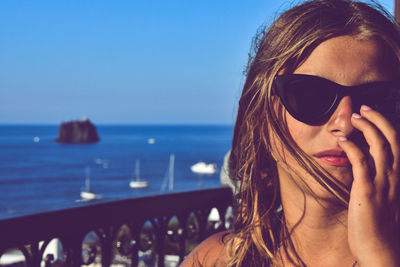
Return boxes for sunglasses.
[273,74,400,125]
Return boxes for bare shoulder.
[179,231,231,267]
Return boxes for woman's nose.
[327,96,355,137]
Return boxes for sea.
[0,124,233,220]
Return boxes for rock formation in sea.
[56,118,100,144]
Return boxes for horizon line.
[0,122,234,126]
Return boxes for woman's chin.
[315,168,354,196]
[308,168,354,200]
[330,167,354,186]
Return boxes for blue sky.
[0,0,395,125]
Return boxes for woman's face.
[276,35,397,195]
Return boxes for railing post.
[98,227,113,267]
[154,216,168,267]
[197,208,210,241]
[129,221,142,267]
[177,212,189,264]
[63,233,84,267]
[30,243,41,267]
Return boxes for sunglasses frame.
[273,74,400,125]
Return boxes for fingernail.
[352,113,362,119]
[338,136,347,142]
[361,105,372,111]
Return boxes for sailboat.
[190,162,217,174]
[80,166,98,201]
[129,159,149,188]
[161,154,175,192]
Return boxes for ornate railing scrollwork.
[0,187,233,267]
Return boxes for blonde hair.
[227,0,400,266]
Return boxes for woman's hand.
[338,105,400,267]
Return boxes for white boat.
[161,154,175,192]
[80,191,97,200]
[190,162,217,174]
[95,158,109,169]
[129,159,149,188]
[80,166,99,200]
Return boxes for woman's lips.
[314,149,351,167]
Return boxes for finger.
[350,113,389,192]
[338,136,373,195]
[359,105,399,199]
[360,105,399,170]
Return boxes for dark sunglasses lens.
[280,77,337,122]
[359,84,400,124]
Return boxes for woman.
[181,0,400,266]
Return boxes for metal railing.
[0,187,233,267]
